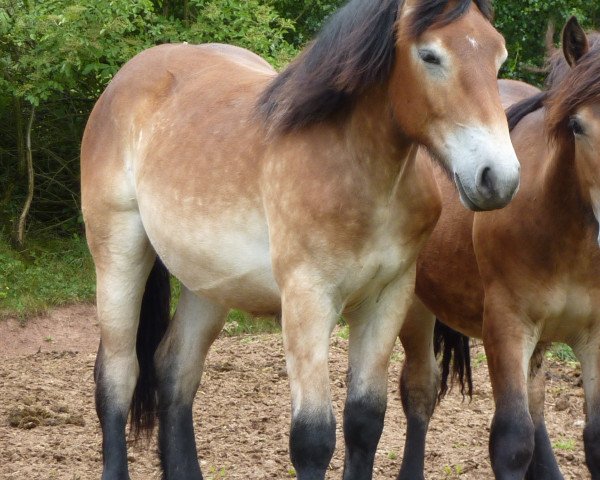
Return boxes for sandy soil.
[0,305,590,479]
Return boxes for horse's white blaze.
[466,35,479,49]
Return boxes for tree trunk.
[183,0,190,26]
[14,105,35,249]
[14,96,25,173]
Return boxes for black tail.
[433,319,473,402]
[130,257,171,439]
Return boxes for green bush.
[495,0,600,84]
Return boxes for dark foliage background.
[1,0,599,243]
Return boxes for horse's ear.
[562,16,589,67]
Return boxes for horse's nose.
[476,165,496,200]
[475,162,520,207]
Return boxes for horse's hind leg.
[155,286,226,480]
[397,298,439,480]
[525,344,563,480]
[342,272,414,480]
[88,211,156,480]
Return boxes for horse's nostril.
[477,166,495,198]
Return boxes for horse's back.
[498,79,540,109]
[81,43,281,313]
[81,42,275,202]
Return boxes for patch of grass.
[222,309,280,336]
[387,451,398,460]
[206,466,227,479]
[0,234,95,319]
[553,438,576,452]
[472,352,487,367]
[337,322,350,340]
[547,343,578,363]
[443,464,464,477]
[452,442,468,449]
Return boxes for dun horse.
[81,0,519,478]
[399,18,600,480]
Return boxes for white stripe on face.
[466,35,480,49]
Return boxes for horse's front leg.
[343,270,416,480]
[525,344,563,480]
[281,279,340,480]
[573,334,600,479]
[397,297,439,480]
[483,297,537,480]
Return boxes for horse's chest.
[342,231,416,307]
[536,284,600,343]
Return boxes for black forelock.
[258,0,495,135]
[409,0,493,37]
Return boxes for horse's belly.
[142,207,280,314]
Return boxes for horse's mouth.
[454,173,484,212]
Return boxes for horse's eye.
[419,50,441,65]
[569,116,585,136]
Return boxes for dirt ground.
[0,305,591,479]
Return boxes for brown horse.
[399,17,600,480]
[81,0,519,479]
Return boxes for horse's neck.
[344,88,416,187]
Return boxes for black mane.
[258,0,493,134]
[506,92,547,131]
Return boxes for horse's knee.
[584,417,600,477]
[290,409,336,480]
[490,406,535,477]
[94,344,138,416]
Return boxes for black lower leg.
[525,420,563,480]
[490,402,535,480]
[158,395,202,480]
[397,367,436,480]
[342,394,386,480]
[95,357,130,480]
[397,414,428,480]
[584,416,600,479]
[290,410,336,480]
